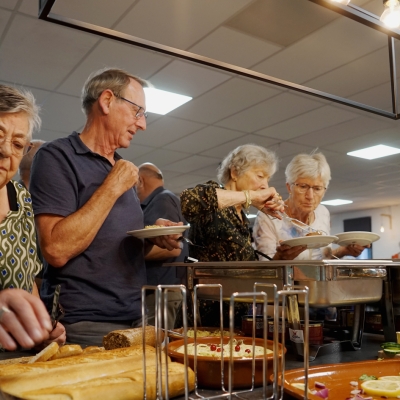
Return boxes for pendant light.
[380,0,400,28]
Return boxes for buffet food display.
[167,336,285,389]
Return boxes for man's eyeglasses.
[0,133,31,157]
[291,182,326,194]
[116,95,148,119]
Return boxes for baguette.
[0,348,161,393]
[0,345,156,377]
[19,362,194,400]
[103,326,156,349]
[28,342,59,363]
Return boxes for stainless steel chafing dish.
[292,259,387,307]
[166,259,390,307]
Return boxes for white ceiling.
[1,0,400,214]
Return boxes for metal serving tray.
[166,260,390,307]
[293,259,388,308]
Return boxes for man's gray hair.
[217,144,278,185]
[81,68,149,116]
[285,152,331,188]
[0,84,41,139]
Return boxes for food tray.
[166,260,389,307]
[293,259,387,307]
[279,358,400,400]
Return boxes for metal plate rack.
[148,283,311,400]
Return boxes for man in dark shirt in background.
[137,163,188,328]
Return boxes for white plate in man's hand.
[334,231,380,246]
[281,235,338,249]
[127,225,190,239]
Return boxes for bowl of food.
[167,336,286,389]
[169,326,244,341]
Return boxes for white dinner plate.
[127,225,190,239]
[334,231,380,246]
[281,235,338,249]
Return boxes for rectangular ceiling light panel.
[347,144,400,160]
[321,199,353,206]
[144,87,192,115]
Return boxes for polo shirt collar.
[70,131,122,161]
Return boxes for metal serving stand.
[167,259,389,359]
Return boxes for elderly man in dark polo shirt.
[29,68,181,346]
[137,163,188,328]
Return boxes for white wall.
[330,205,400,259]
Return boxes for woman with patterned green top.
[181,144,285,262]
[0,84,66,348]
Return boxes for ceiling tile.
[169,77,282,124]
[163,155,221,173]
[189,26,282,68]
[293,116,393,147]
[40,93,86,133]
[254,13,386,85]
[149,59,232,98]
[216,92,324,133]
[164,126,244,153]
[1,0,18,10]
[0,9,11,38]
[1,14,98,90]
[49,0,134,28]
[257,105,358,140]
[200,134,279,159]
[116,0,253,50]
[132,148,190,168]
[134,116,205,147]
[57,39,172,96]
[118,143,154,163]
[306,47,391,99]
[226,0,338,47]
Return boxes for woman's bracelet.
[243,190,251,209]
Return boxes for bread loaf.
[0,347,194,400]
[0,345,156,377]
[103,326,156,349]
[17,362,194,400]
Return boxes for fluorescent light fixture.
[321,199,353,206]
[347,144,400,160]
[247,214,257,219]
[144,87,192,115]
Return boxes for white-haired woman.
[0,84,65,349]
[181,144,285,262]
[253,152,366,260]
[180,144,285,328]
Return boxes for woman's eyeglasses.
[291,182,326,194]
[0,134,31,157]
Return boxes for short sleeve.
[180,181,220,224]
[30,143,79,217]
